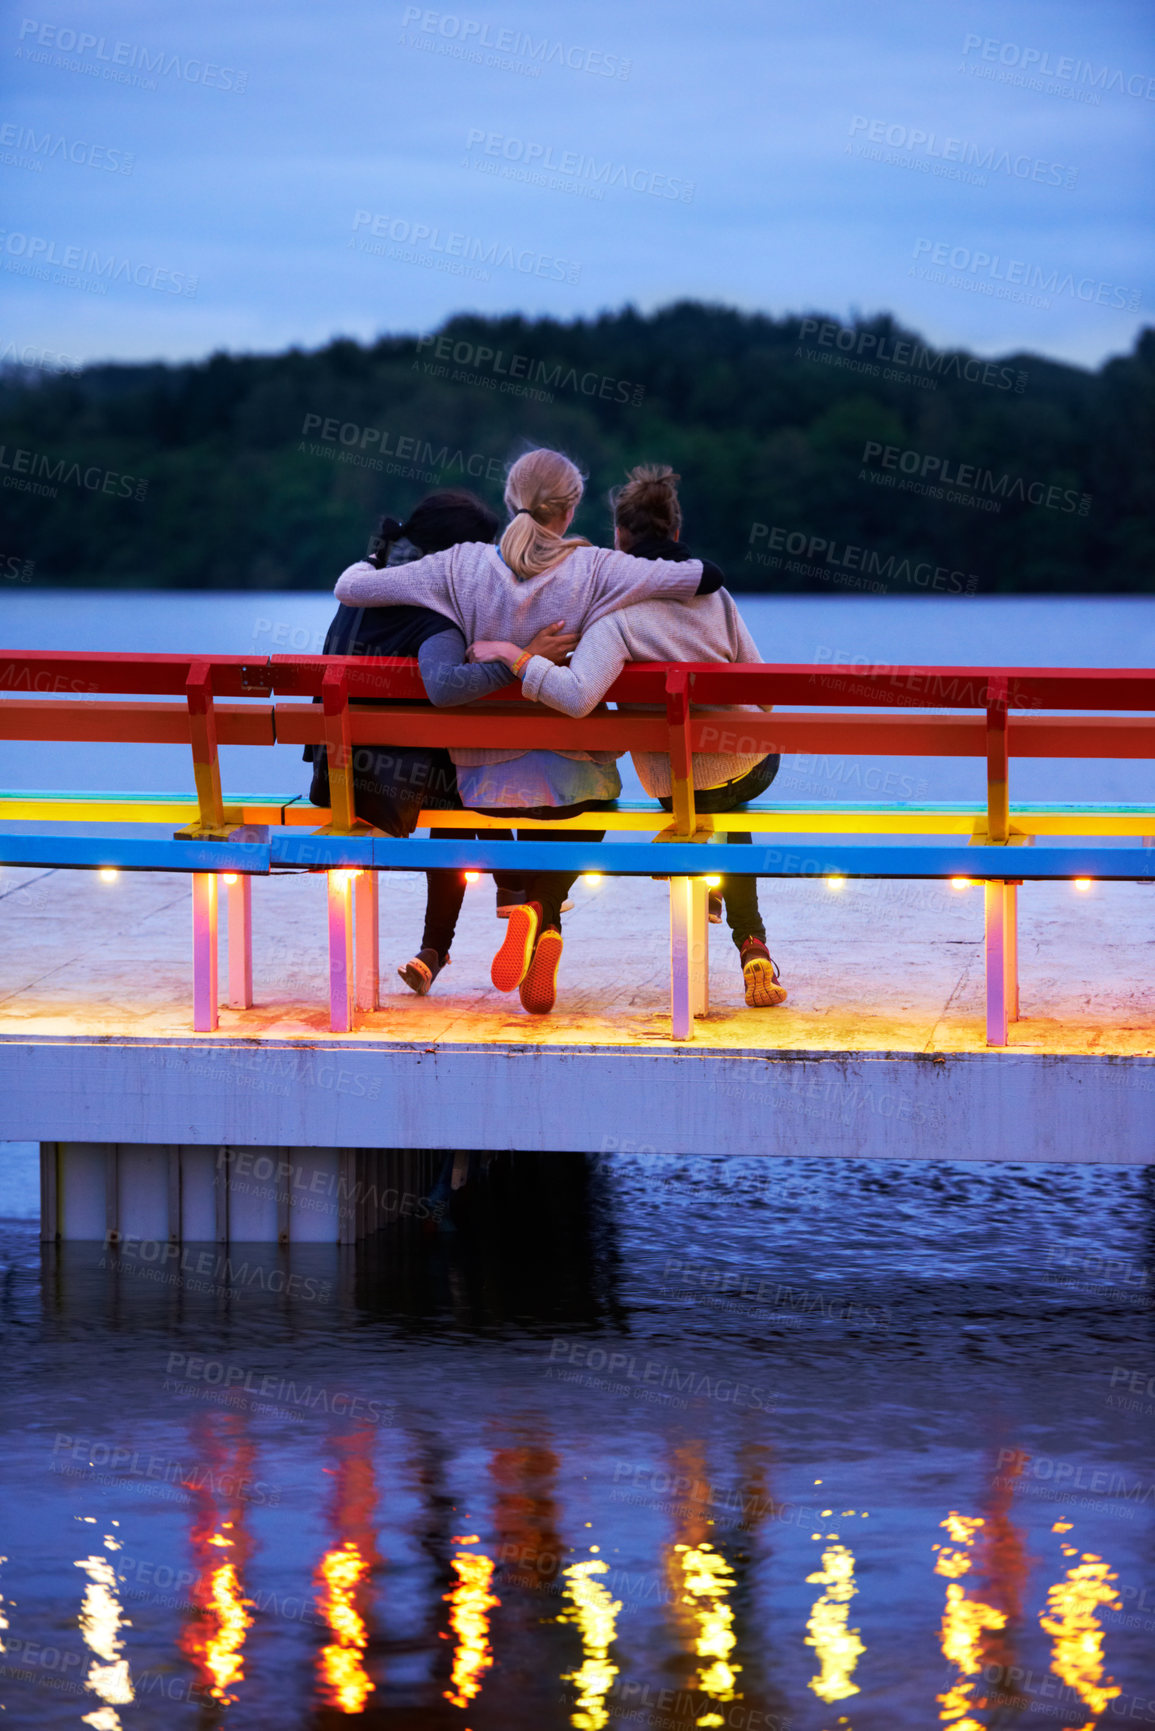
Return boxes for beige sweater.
[521,590,771,796]
[333,543,702,766]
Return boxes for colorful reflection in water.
[674,1541,741,1726]
[193,1526,253,1705]
[1040,1535,1121,1726]
[317,1541,373,1713]
[178,1424,256,1706]
[559,1550,621,1731]
[74,1533,133,1731]
[443,1537,500,1710]
[934,1511,1007,1730]
[316,1429,380,1714]
[805,1508,865,1707]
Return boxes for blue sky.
[2,0,1152,370]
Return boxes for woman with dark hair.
[307,489,575,994]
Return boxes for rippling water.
[2,1153,1153,1727]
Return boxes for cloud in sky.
[2,0,1152,368]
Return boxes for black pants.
[658,755,779,950]
[421,826,513,958]
[479,799,618,931]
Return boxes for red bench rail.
[2,650,1154,839]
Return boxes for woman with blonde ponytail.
[497,447,592,578]
[334,446,725,1014]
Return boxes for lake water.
[1,1156,1153,1729]
[1,592,1154,1725]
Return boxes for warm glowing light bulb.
[1073,877,1093,891]
[222,873,238,886]
[950,877,970,890]
[703,875,722,888]
[826,875,846,891]
[582,872,603,886]
[463,870,481,883]
[98,867,118,883]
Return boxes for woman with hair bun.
[334,448,725,1013]
[470,464,787,1010]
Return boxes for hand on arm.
[466,621,578,670]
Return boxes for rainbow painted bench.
[2,650,1153,1044]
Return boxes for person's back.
[488,463,786,1009]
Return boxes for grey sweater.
[334,543,702,766]
[520,590,771,796]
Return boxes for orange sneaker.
[519,926,563,1014]
[741,938,787,1007]
[491,900,541,991]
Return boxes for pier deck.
[1,861,1153,1163]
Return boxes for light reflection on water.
[0,1152,1152,1728]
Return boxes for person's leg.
[515,827,604,1013]
[487,801,615,1003]
[399,821,512,995]
[660,758,785,1005]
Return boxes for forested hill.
[2,302,1152,594]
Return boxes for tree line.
[1,301,1151,594]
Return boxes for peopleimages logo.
[961,33,1155,100]
[860,440,1091,517]
[399,7,632,79]
[351,209,581,285]
[463,129,694,201]
[16,18,248,91]
[0,229,197,295]
[911,238,1141,312]
[847,115,1078,188]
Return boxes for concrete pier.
[2,861,1153,1203]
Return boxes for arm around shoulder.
[333,548,453,607]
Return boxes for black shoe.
[398,948,449,995]
[496,886,527,919]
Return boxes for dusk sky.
[3,0,1153,370]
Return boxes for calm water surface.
[1,1153,1153,1728]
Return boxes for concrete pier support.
[39,1143,443,1243]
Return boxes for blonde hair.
[610,464,683,546]
[500,448,591,579]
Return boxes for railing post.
[186,660,227,834]
[226,873,253,1009]
[192,872,219,1033]
[321,666,360,834]
[986,676,1009,845]
[665,669,701,1040]
[669,875,694,1040]
[1006,880,1019,1023]
[354,870,379,1011]
[665,668,697,838]
[328,870,354,1032]
[691,877,710,1018]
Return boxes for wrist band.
[511,650,532,678]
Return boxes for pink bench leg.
[226,874,253,1009]
[669,877,695,1041]
[328,871,354,1033]
[354,870,379,1012]
[691,877,709,1018]
[192,873,218,1033]
[1006,881,1019,1023]
[985,881,1011,1047]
